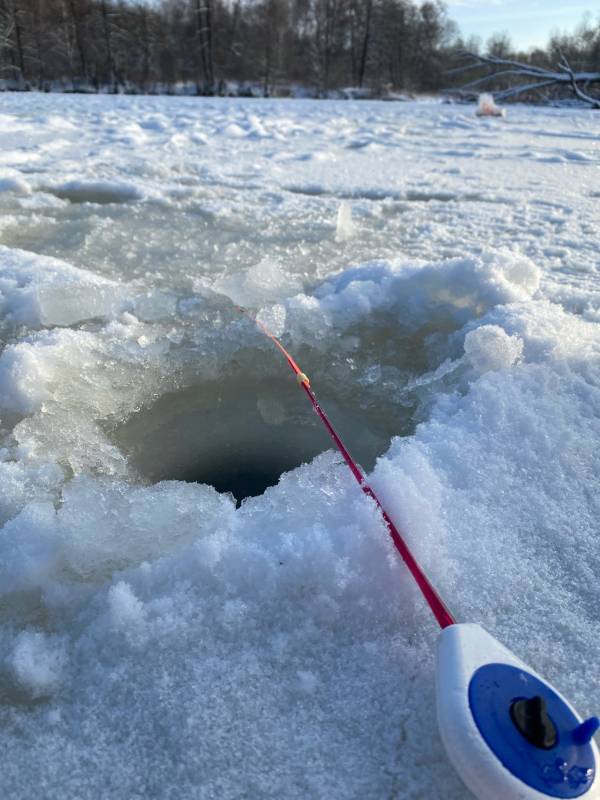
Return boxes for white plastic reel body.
[436,623,599,800]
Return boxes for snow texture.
[0,95,599,800]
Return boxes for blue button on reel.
[469,664,596,798]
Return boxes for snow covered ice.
[0,94,599,799]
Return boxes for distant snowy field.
[0,94,599,799]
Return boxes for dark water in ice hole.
[111,373,417,505]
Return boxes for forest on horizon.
[1,0,600,99]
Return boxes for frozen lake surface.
[0,94,599,799]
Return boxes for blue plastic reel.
[469,663,598,798]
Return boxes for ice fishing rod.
[239,306,455,629]
[239,305,599,800]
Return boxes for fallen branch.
[448,52,600,108]
[558,56,600,110]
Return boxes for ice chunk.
[14,408,128,477]
[132,289,178,322]
[56,476,236,579]
[335,200,354,242]
[464,325,523,374]
[214,259,302,307]
[0,246,125,329]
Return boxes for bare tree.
[356,0,372,88]
[313,0,344,94]
[2,0,26,81]
[253,0,289,96]
[98,0,116,89]
[65,0,89,80]
[194,0,214,92]
[27,0,48,87]
[414,0,456,91]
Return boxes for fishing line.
[238,306,455,630]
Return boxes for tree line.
[0,0,599,100]
[0,0,457,94]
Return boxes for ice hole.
[111,370,414,505]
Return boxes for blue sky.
[446,0,600,51]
